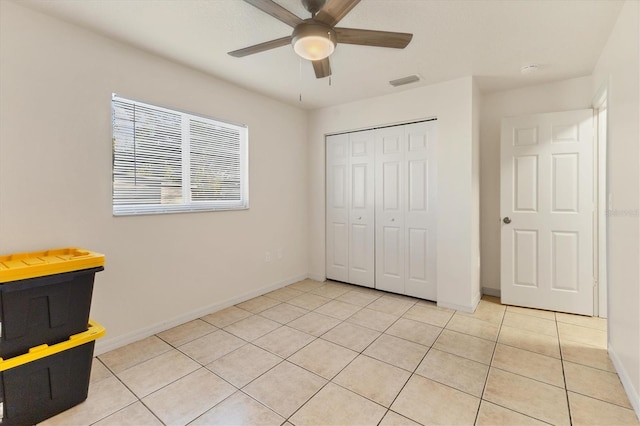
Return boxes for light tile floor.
[40,279,639,426]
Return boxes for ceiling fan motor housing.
[301,0,327,15]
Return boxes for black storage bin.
[0,320,104,426]
[0,248,105,359]
[0,266,103,359]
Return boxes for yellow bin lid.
[0,319,105,371]
[0,248,105,283]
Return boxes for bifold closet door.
[375,121,437,300]
[326,134,349,282]
[374,126,406,294]
[326,131,375,287]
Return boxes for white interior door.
[404,122,437,300]
[375,126,406,294]
[326,134,349,282]
[348,131,375,287]
[501,110,594,315]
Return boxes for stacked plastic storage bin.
[0,248,105,425]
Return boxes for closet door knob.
[391,218,395,222]
[357,216,362,220]
[503,217,512,224]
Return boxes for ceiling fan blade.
[243,0,303,27]
[314,0,360,27]
[228,36,292,57]
[312,58,331,78]
[335,28,413,49]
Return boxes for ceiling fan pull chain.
[299,57,303,102]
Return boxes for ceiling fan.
[228,0,413,79]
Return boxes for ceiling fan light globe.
[291,21,336,61]
[294,36,335,60]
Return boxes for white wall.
[308,77,481,312]
[479,76,594,292]
[0,2,309,353]
[592,0,640,416]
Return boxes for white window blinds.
[112,95,248,215]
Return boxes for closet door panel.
[382,226,403,277]
[404,122,437,300]
[329,223,348,272]
[408,227,428,281]
[383,162,401,210]
[375,127,406,294]
[326,134,349,282]
[408,159,427,211]
[348,131,375,287]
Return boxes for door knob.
[357,216,362,220]
[503,217,512,224]
[391,218,395,222]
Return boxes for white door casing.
[501,110,594,315]
[326,131,375,287]
[375,121,437,299]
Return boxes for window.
[111,95,248,215]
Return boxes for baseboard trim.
[482,287,501,298]
[609,343,640,420]
[438,292,481,313]
[471,290,482,311]
[94,273,310,355]
[307,273,326,282]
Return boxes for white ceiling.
[20,0,623,109]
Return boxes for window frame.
[111,94,249,216]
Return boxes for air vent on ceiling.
[389,74,421,87]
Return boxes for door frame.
[593,82,609,318]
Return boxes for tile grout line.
[59,282,378,425]
[284,296,420,424]
[105,289,404,423]
[376,302,457,426]
[230,283,383,423]
[120,338,243,425]
[557,320,634,411]
[174,324,310,425]
[562,388,640,411]
[487,364,568,390]
[136,347,245,423]
[139,311,287,425]
[90,357,167,426]
[87,283,621,425]
[556,311,574,426]
[440,319,503,343]
[473,300,506,425]
[478,304,573,425]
